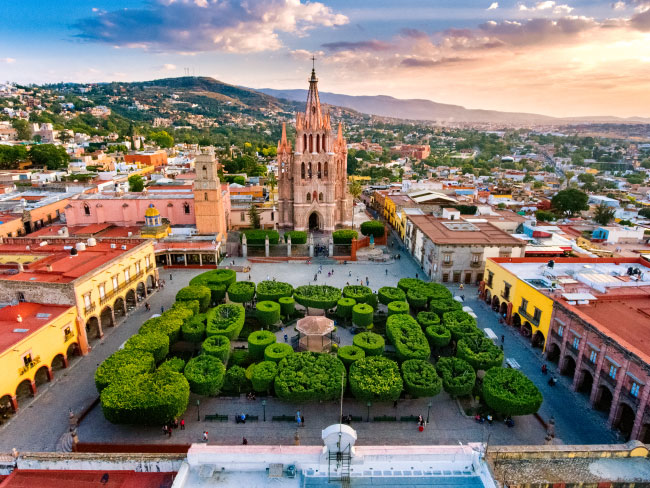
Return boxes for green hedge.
[241,229,280,245]
[293,285,341,310]
[456,336,504,371]
[284,230,307,244]
[417,311,440,328]
[436,357,476,397]
[378,286,406,305]
[386,314,431,362]
[176,285,211,313]
[425,324,452,348]
[95,349,155,393]
[387,301,410,316]
[158,357,186,374]
[201,335,231,364]
[406,288,429,309]
[337,345,365,368]
[229,349,252,368]
[124,332,169,364]
[256,300,281,328]
[206,303,245,340]
[173,299,199,316]
[190,269,236,303]
[279,296,295,316]
[248,330,276,360]
[349,356,403,402]
[251,361,278,393]
[442,310,480,340]
[275,352,346,403]
[227,281,256,303]
[352,303,374,328]
[222,365,251,395]
[336,297,356,319]
[483,367,543,416]
[184,355,226,396]
[257,281,293,302]
[100,370,189,425]
[139,316,183,344]
[401,359,442,398]
[264,342,294,363]
[352,331,385,356]
[343,285,374,306]
[332,229,358,244]
[182,314,206,343]
[397,278,421,292]
[360,220,385,238]
[429,298,462,316]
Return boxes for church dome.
[145,204,160,217]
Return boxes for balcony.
[146,263,155,271]
[581,356,595,371]
[623,389,640,409]
[518,306,541,327]
[601,372,617,388]
[64,332,75,343]
[442,261,453,267]
[501,291,510,301]
[18,355,41,376]
[470,261,482,268]
[568,344,579,355]
[99,292,115,306]
[550,329,562,341]
[84,302,96,315]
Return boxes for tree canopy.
[551,188,589,217]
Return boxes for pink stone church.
[277,68,352,232]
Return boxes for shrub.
[190,269,236,303]
[378,286,406,305]
[284,230,307,244]
[442,310,480,340]
[229,349,253,368]
[456,336,504,371]
[397,278,420,292]
[343,285,374,306]
[256,300,281,328]
[483,367,543,416]
[293,285,341,310]
[205,303,245,340]
[182,314,206,343]
[353,332,385,356]
[352,303,374,328]
[158,357,186,374]
[100,370,189,425]
[406,289,429,310]
[240,229,280,245]
[139,316,183,344]
[425,324,452,348]
[257,281,293,302]
[95,349,155,393]
[248,330,276,360]
[332,229,358,244]
[360,220,385,238]
[227,281,256,303]
[336,297,356,319]
[275,352,346,403]
[401,359,442,398]
[337,345,365,368]
[173,299,199,316]
[245,363,256,381]
[436,357,476,397]
[202,335,231,364]
[176,285,211,312]
[124,332,169,364]
[184,355,226,396]
[429,299,462,316]
[349,356,403,402]
[222,365,251,395]
[264,342,293,363]
[386,314,431,362]
[387,301,410,316]
[279,296,295,316]
[416,311,440,328]
[251,361,278,393]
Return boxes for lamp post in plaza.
[366,401,372,422]
[196,399,201,422]
[262,399,267,422]
[427,401,433,424]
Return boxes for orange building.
[124,150,168,167]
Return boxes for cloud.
[518,1,573,13]
[612,1,626,9]
[74,0,348,53]
[400,56,465,68]
[0,57,16,64]
[488,2,499,9]
[289,49,324,60]
[322,40,392,52]
[160,63,177,71]
[630,7,650,29]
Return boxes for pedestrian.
[416,273,419,279]
[459,283,464,291]
[314,273,318,282]
[167,425,172,437]
[161,306,164,314]
[180,419,185,430]
[349,270,352,277]
[169,273,172,281]
[162,425,168,436]
[242,437,248,445]
[331,269,334,275]
[284,334,288,342]
[366,277,369,286]
[248,274,251,281]
[145,302,150,311]
[203,431,208,442]
[501,335,505,344]
[386,269,388,275]
[418,415,424,427]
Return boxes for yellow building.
[141,204,171,238]
[0,302,78,413]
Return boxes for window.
[608,365,617,380]
[202,165,207,176]
[84,294,91,308]
[558,324,564,337]
[135,262,141,274]
[306,192,311,202]
[240,212,245,221]
[145,255,150,267]
[18,292,25,302]
[301,162,305,179]
[443,254,451,263]
[271,211,275,221]
[487,271,494,287]
[112,275,118,289]
[184,203,190,214]
[63,326,72,339]
[324,161,328,177]
[572,337,579,349]
[84,203,90,215]
[521,298,528,311]
[99,284,105,299]
[631,382,640,397]
[503,284,511,300]
[319,192,323,202]
[471,254,480,264]
[22,352,33,366]
[317,162,322,179]
[533,308,542,323]
[204,192,208,201]
[442,273,449,282]
[124,269,130,282]
[589,350,597,363]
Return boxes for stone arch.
[546,342,561,363]
[313,190,318,202]
[66,342,80,360]
[576,369,594,394]
[147,274,156,290]
[125,289,137,311]
[316,134,320,153]
[114,297,126,320]
[308,162,312,178]
[136,281,146,300]
[84,203,90,215]
[512,313,522,328]
[491,296,500,311]
[0,394,15,415]
[309,134,313,153]
[319,192,323,202]
[303,134,307,152]
[100,306,114,329]
[560,354,576,378]
[51,353,67,371]
[532,330,545,348]
[595,384,614,413]
[521,321,533,338]
[322,134,326,152]
[85,316,101,343]
[308,211,321,231]
[499,301,507,317]
[34,365,51,387]
[15,379,34,404]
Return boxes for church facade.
[276,68,352,232]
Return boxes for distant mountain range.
[256,88,650,125]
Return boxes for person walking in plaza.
[242,437,248,445]
[202,431,208,442]
[161,306,164,314]
[180,419,185,430]
[169,273,172,281]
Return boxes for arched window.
[301,162,305,179]
[306,192,311,202]
[317,162,322,179]
[316,134,320,153]
[303,134,307,152]
[204,192,208,201]
[202,165,207,176]
[84,203,90,216]
[322,134,326,152]
[184,203,190,214]
[319,192,323,202]
[324,161,328,178]
[309,134,313,153]
[308,162,312,179]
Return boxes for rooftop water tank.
[75,242,86,252]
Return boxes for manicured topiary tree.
[429,298,462,317]
[352,331,385,356]
[205,303,245,340]
[397,278,420,292]
[406,288,429,310]
[387,301,410,316]
[184,355,226,396]
[190,269,236,303]
[443,310,480,341]
[332,229,358,244]
[386,314,431,362]
[349,356,403,402]
[176,285,211,312]
[456,336,504,371]
[124,332,169,364]
[227,281,256,304]
[336,297,356,320]
[139,316,183,344]
[248,330,276,360]
[284,231,307,244]
[279,296,295,317]
[293,285,341,311]
[352,303,374,328]
[158,357,186,374]
[343,285,374,306]
[264,342,293,363]
[182,314,206,343]
[436,357,476,397]
[337,345,366,368]
[425,324,452,348]
[483,367,543,416]
[256,300,281,328]
[201,335,231,364]
[95,349,156,393]
[274,352,346,403]
[256,281,294,302]
[378,286,406,305]
[251,361,278,393]
[222,365,251,395]
[360,220,385,238]
[401,359,442,398]
[241,229,279,245]
[173,299,199,316]
[416,311,440,328]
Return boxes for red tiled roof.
[0,470,174,488]
[0,303,73,351]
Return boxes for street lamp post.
[366,401,372,422]
[262,399,267,422]
[196,399,201,422]
[427,401,433,424]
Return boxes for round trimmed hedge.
[442,310,480,340]
[176,285,211,312]
[386,314,430,362]
[343,285,374,306]
[206,303,245,340]
[336,297,356,319]
[425,324,452,348]
[95,349,155,393]
[248,330,276,360]
[352,331,385,356]
[429,298,462,317]
[456,336,504,371]
[190,269,236,303]
[406,288,429,309]
[279,296,295,316]
[483,367,543,416]
[378,286,406,305]
[257,281,294,302]
[332,229,358,244]
[222,365,251,395]
[124,332,169,364]
[387,301,410,316]
[436,357,476,397]
[182,314,206,343]
[256,300,281,328]
[264,342,294,363]
[293,285,341,310]
[417,311,440,328]
[251,361,278,393]
[275,352,346,403]
[360,220,385,238]
[139,316,183,344]
[352,303,374,328]
[349,356,403,402]
[184,355,226,396]
[401,359,442,398]
[158,357,186,374]
[337,345,366,368]
[173,299,199,316]
[201,335,231,364]
[227,281,256,303]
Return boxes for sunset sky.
[2,0,650,117]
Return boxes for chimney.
[16,314,22,323]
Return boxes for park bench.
[348,416,362,422]
[204,414,228,422]
[373,415,397,422]
[272,415,296,422]
[246,415,259,422]
[400,415,420,422]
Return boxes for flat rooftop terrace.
[0,302,73,351]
